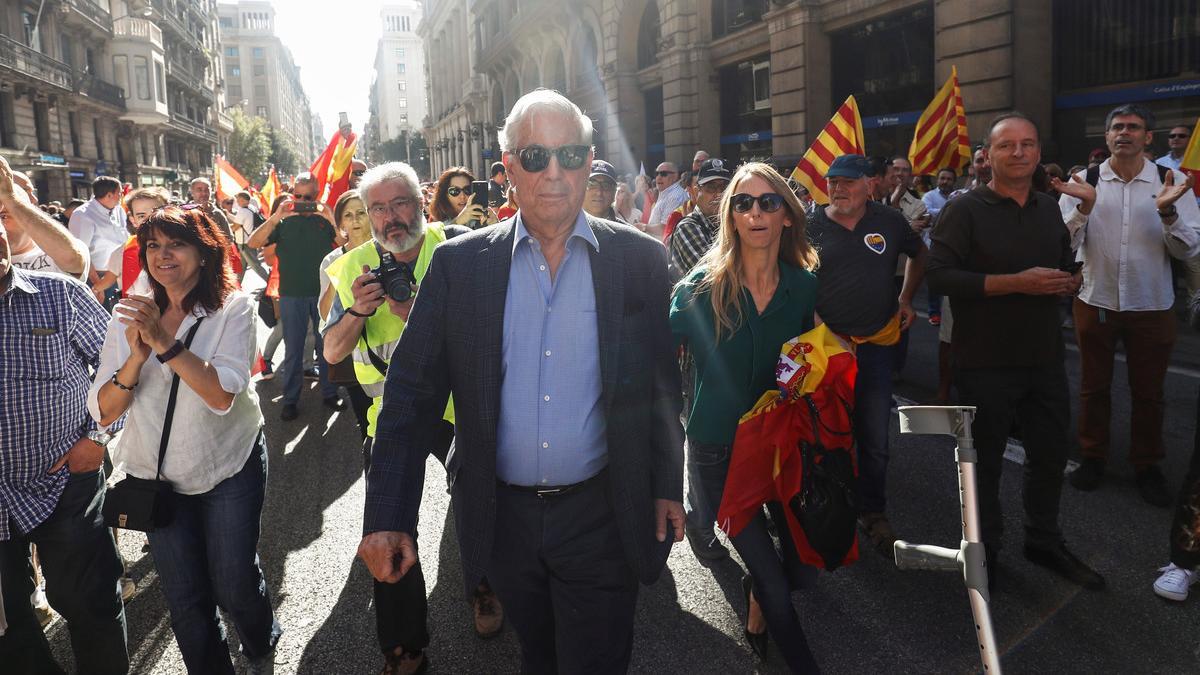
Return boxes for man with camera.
[322,162,500,673]
[248,172,345,420]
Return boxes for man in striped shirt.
[0,201,128,673]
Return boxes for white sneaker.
[1153,563,1197,601]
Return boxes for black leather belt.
[497,470,605,498]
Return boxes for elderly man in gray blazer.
[358,89,685,673]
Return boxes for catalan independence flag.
[213,155,250,203]
[1180,118,1200,197]
[790,96,866,204]
[310,127,357,208]
[908,66,971,177]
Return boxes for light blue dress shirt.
[496,212,608,486]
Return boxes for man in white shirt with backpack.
[1057,103,1200,507]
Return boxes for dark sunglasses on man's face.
[656,170,677,177]
[351,170,366,177]
[446,185,474,197]
[731,193,785,214]
[516,144,590,173]
[292,193,316,201]
[1169,133,1190,139]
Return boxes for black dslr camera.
[371,249,417,303]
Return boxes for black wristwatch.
[1159,204,1178,219]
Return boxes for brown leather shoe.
[473,583,504,639]
[380,648,427,675]
[857,512,898,558]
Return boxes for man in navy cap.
[583,160,627,224]
[668,157,732,283]
[805,153,927,557]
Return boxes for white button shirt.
[1059,159,1200,312]
[87,291,263,495]
[68,198,129,273]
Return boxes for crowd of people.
[2,88,1199,675]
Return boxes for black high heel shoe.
[742,574,769,660]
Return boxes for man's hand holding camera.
[351,263,418,322]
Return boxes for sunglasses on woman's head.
[446,185,474,197]
[731,193,785,214]
[515,144,590,173]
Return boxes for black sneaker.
[303,366,320,381]
[323,396,346,411]
[1023,542,1105,590]
[685,526,730,561]
[1068,458,1104,491]
[1136,465,1172,508]
[280,404,299,421]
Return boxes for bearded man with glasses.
[804,153,927,559]
[248,172,347,420]
[359,89,685,674]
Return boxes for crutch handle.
[893,541,961,572]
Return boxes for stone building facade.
[0,0,227,201]
[419,0,1199,181]
[365,1,427,163]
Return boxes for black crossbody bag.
[103,319,203,532]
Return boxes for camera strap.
[359,324,390,378]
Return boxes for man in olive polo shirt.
[248,174,346,419]
[805,153,926,557]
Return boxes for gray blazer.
[365,214,685,596]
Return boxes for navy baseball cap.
[825,154,873,179]
[589,160,618,183]
[697,158,733,185]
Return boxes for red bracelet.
[156,340,185,363]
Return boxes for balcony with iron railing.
[0,34,74,91]
[75,72,126,110]
[60,0,114,36]
[168,111,217,143]
[166,61,214,100]
[113,15,163,48]
[151,0,205,51]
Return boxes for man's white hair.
[356,161,422,207]
[498,88,594,153]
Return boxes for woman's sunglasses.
[446,185,474,197]
[515,144,590,173]
[731,193,785,214]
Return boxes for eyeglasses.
[1169,133,1190,139]
[368,197,418,219]
[731,193,785,214]
[351,170,366,177]
[1108,122,1144,132]
[445,185,474,197]
[656,170,677,177]
[515,144,590,173]
[586,179,616,192]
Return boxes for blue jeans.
[279,295,336,405]
[928,289,942,316]
[0,469,128,675]
[687,439,821,673]
[147,438,281,674]
[855,341,897,514]
[685,438,727,538]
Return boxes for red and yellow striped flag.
[1180,118,1200,197]
[908,66,971,177]
[790,96,866,204]
[258,165,282,214]
[310,127,358,208]
[213,155,249,203]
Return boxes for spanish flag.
[908,66,971,177]
[1180,118,1200,197]
[310,126,357,208]
[213,155,250,203]
[259,165,282,214]
[790,96,866,205]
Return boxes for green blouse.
[670,262,818,445]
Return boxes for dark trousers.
[686,440,820,672]
[346,384,373,440]
[855,341,897,514]
[684,438,724,538]
[955,363,1069,550]
[279,295,337,406]
[1073,299,1176,468]
[892,276,910,373]
[146,439,280,674]
[1168,388,1200,569]
[487,473,638,674]
[364,420,454,655]
[0,469,128,675]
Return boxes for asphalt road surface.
[46,298,1200,674]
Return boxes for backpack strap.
[1085,165,1100,188]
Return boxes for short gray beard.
[373,212,426,254]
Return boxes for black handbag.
[789,395,858,572]
[103,319,203,532]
